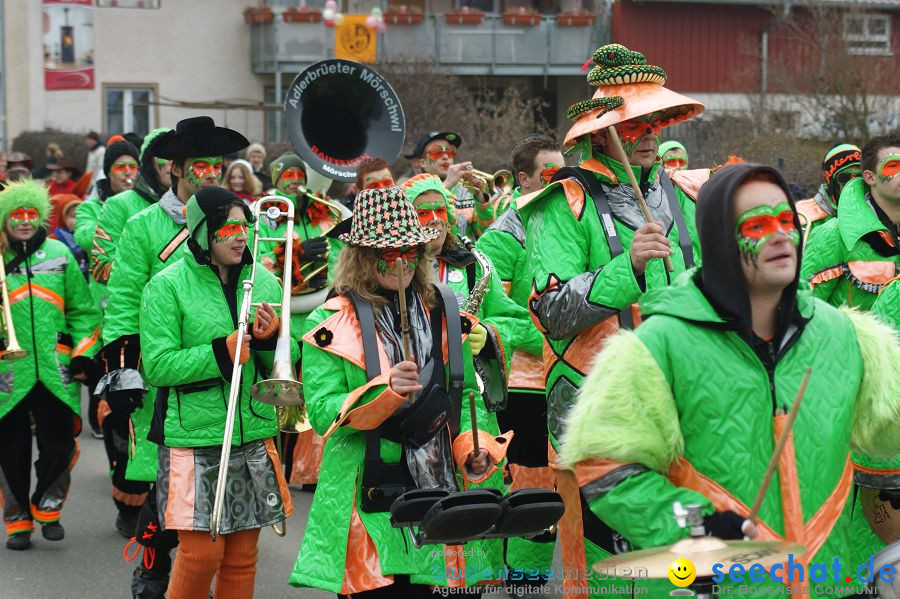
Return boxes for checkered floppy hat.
[340,187,440,249]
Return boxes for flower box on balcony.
[243,6,274,24]
[502,11,541,26]
[445,9,485,25]
[383,11,425,24]
[283,8,322,23]
[556,11,595,26]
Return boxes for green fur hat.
[402,173,456,224]
[0,178,51,227]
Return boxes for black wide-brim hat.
[404,131,461,160]
[151,116,249,161]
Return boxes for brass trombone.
[0,258,26,361]
[462,169,515,196]
[209,195,306,541]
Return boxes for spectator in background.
[6,152,33,183]
[47,159,81,197]
[51,194,89,277]
[223,159,262,205]
[0,153,8,184]
[84,131,106,188]
[32,142,64,180]
[223,151,239,171]
[246,142,272,191]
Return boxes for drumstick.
[605,126,674,273]
[469,391,480,456]
[747,368,812,524]
[395,259,415,403]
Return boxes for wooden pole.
[396,259,415,403]
[469,391,480,456]
[747,368,812,524]
[605,125,674,273]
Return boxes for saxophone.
[459,236,505,411]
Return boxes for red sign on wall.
[43,0,94,90]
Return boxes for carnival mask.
[364,175,395,190]
[213,218,248,244]
[9,207,40,228]
[539,164,562,186]
[188,157,224,186]
[878,154,900,183]
[415,200,448,226]
[111,160,139,176]
[425,145,457,162]
[377,246,420,275]
[735,202,798,261]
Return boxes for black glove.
[308,273,328,290]
[69,355,100,384]
[880,490,900,509]
[703,510,746,540]
[106,389,145,415]
[299,236,328,260]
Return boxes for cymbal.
[593,537,807,578]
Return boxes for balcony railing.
[249,13,603,76]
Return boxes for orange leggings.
[167,528,261,599]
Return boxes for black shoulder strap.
[659,171,695,269]
[550,167,633,330]
[434,283,464,408]
[347,291,381,381]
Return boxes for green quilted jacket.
[289,294,506,592]
[0,232,101,421]
[521,156,700,451]
[873,277,899,328]
[91,182,158,288]
[559,271,900,598]
[139,245,296,448]
[74,195,108,307]
[801,178,899,309]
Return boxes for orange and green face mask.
[377,246,420,276]
[539,164,562,186]
[188,157,224,187]
[878,154,900,183]
[364,175,394,190]
[213,218,248,244]
[9,207,40,228]
[735,202,798,262]
[415,200,448,226]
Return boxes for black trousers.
[0,383,77,527]
[104,391,151,515]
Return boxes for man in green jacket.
[476,134,564,585]
[658,140,689,170]
[96,116,248,597]
[521,44,703,590]
[90,128,171,288]
[0,179,101,550]
[560,163,900,598]
[795,143,861,240]
[802,133,899,309]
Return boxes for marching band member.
[140,187,294,599]
[873,276,899,327]
[802,132,899,309]
[290,186,509,597]
[355,157,395,192]
[405,131,496,239]
[475,135,565,584]
[795,143,861,238]
[90,128,172,289]
[258,152,339,488]
[521,43,704,593]
[99,117,248,596]
[0,180,101,550]
[404,173,541,407]
[657,139,689,171]
[560,164,900,597]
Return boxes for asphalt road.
[0,393,560,598]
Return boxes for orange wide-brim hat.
[564,83,704,148]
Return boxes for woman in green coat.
[0,179,101,550]
[290,187,510,596]
[139,187,295,599]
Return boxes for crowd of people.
[0,42,898,599]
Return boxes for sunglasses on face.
[191,160,224,179]
[833,170,859,188]
[379,247,419,264]
[111,161,139,175]
[539,166,561,184]
[425,146,457,161]
[364,176,395,190]
[737,209,797,240]
[280,168,306,183]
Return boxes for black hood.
[695,163,803,341]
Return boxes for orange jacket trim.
[574,457,633,488]
[9,283,65,313]
[847,260,897,285]
[795,198,829,225]
[851,462,900,476]
[73,327,101,358]
[808,265,844,288]
[323,373,406,439]
[451,429,514,485]
[508,348,545,391]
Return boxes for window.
[103,85,157,135]
[844,14,892,56]
[96,0,160,7]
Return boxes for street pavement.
[0,393,562,598]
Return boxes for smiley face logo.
[668,557,696,587]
